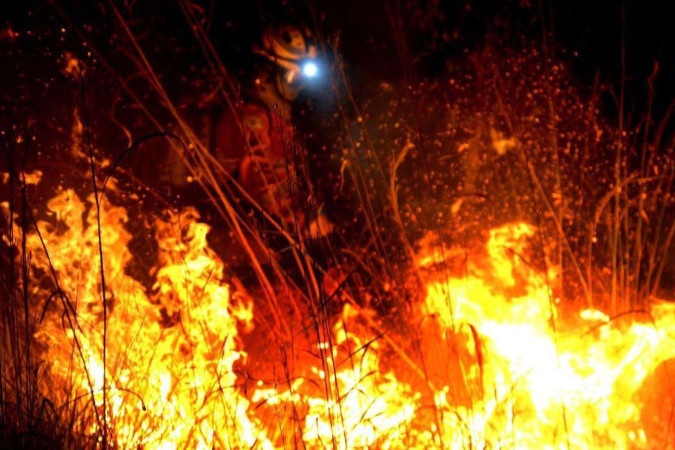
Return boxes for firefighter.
[210,23,332,238]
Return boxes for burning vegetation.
[1,1,675,449]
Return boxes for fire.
[3,177,675,448]
[418,223,675,448]
[253,303,418,449]
[20,189,270,449]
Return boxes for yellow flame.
[418,222,675,449]
[24,189,270,449]
[11,180,675,449]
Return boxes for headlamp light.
[301,60,319,78]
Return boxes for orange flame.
[5,180,675,448]
[23,189,270,448]
[418,223,675,448]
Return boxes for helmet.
[254,24,319,100]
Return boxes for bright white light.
[302,61,318,78]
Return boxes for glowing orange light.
[6,171,674,448]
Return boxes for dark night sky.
[1,1,673,106]
[208,0,675,123]
[1,0,673,149]
[209,1,674,94]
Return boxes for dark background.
[1,0,672,219]
[205,0,675,120]
[1,0,673,215]
[2,0,673,119]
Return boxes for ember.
[1,1,674,449]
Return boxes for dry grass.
[1,1,674,448]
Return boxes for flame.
[253,303,417,449]
[63,51,85,79]
[5,179,675,448]
[418,222,675,448]
[23,189,270,449]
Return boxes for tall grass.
[0,139,102,449]
[1,0,674,447]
